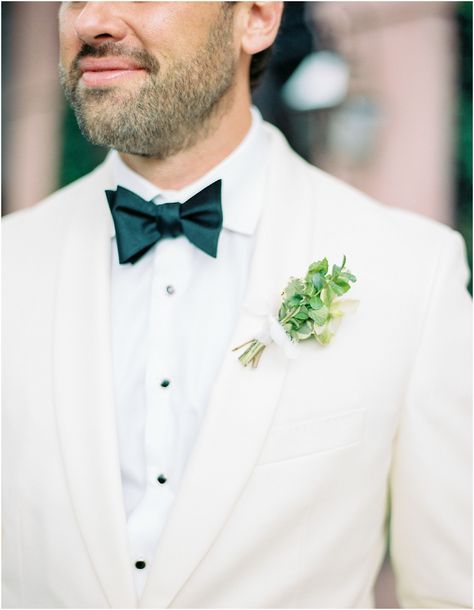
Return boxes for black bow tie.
[105,180,223,264]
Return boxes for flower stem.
[280,306,300,325]
[237,339,266,368]
[232,339,255,352]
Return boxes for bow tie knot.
[106,180,223,264]
[155,202,182,238]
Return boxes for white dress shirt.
[109,108,270,596]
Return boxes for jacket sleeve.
[389,230,472,608]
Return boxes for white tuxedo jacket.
[2,124,472,609]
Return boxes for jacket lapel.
[53,161,137,608]
[139,128,317,608]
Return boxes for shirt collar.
[109,106,270,238]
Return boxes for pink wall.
[3,2,62,215]
[314,2,457,225]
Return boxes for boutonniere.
[233,256,358,368]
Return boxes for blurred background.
[1,2,472,606]
[2,1,472,292]
[2,1,472,287]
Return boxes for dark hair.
[249,46,273,91]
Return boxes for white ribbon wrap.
[254,315,299,360]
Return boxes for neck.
[118,85,252,191]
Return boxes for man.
[2,2,471,608]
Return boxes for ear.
[239,2,284,56]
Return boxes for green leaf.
[286,295,302,308]
[295,322,312,340]
[321,287,334,306]
[338,271,357,283]
[309,295,323,310]
[304,281,316,297]
[330,256,352,282]
[288,326,301,341]
[284,278,304,300]
[311,272,324,291]
[294,309,309,321]
[308,305,329,325]
[308,258,329,275]
[328,279,349,296]
[314,326,333,345]
[336,278,351,291]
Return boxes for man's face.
[59,2,239,158]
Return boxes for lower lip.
[80,69,146,87]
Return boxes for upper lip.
[78,57,144,73]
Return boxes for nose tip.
[74,2,128,47]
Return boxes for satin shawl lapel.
[139,129,317,608]
[53,160,137,608]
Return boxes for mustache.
[69,42,160,79]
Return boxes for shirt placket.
[128,237,192,593]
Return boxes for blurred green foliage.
[59,104,107,188]
[456,2,472,294]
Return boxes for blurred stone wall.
[2,2,62,215]
[310,1,457,225]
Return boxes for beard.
[59,11,237,159]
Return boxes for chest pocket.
[258,408,367,466]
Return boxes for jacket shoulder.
[264,122,468,290]
[3,161,110,235]
[2,160,114,285]
[313,160,465,277]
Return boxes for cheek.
[59,27,80,68]
[135,3,221,61]
[58,11,80,68]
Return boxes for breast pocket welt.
[258,408,367,466]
